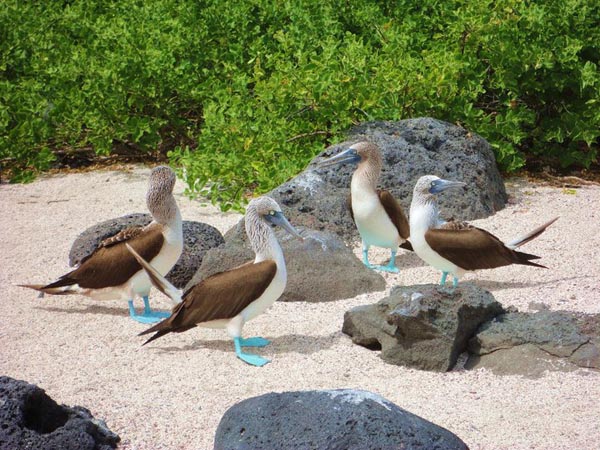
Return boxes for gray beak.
[318,148,361,168]
[265,211,304,241]
[429,179,466,194]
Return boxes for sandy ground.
[1,165,599,450]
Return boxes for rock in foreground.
[214,389,469,450]
[343,283,504,371]
[0,376,119,450]
[69,213,224,288]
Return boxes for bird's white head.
[246,196,303,240]
[318,141,381,168]
[147,166,178,225]
[413,175,466,202]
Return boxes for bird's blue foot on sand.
[375,251,399,273]
[128,299,168,324]
[234,337,270,367]
[440,271,449,286]
[239,337,271,347]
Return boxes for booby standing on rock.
[126,196,303,367]
[319,142,410,273]
[21,166,183,323]
[409,175,558,288]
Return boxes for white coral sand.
[1,166,599,450]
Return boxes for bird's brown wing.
[99,226,145,248]
[378,190,410,239]
[142,260,278,339]
[51,223,165,289]
[424,226,518,270]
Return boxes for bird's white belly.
[241,267,286,322]
[411,232,460,275]
[353,195,400,249]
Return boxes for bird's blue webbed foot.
[128,297,169,324]
[234,337,270,367]
[375,250,399,273]
[239,337,271,347]
[362,247,376,270]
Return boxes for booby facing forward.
[21,166,183,323]
[409,175,558,288]
[126,196,302,367]
[319,142,410,273]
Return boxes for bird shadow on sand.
[473,275,593,291]
[33,304,167,318]
[35,304,128,317]
[150,332,341,356]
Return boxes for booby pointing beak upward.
[127,196,300,367]
[409,174,557,289]
[20,165,184,324]
[318,141,410,273]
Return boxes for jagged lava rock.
[190,226,385,302]
[268,118,507,241]
[214,389,469,450]
[69,213,224,288]
[467,310,600,376]
[343,283,505,371]
[0,376,119,450]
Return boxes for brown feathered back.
[425,224,545,270]
[140,260,278,344]
[46,223,165,290]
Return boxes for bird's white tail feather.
[125,244,182,305]
[506,217,558,249]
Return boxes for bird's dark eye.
[430,181,436,187]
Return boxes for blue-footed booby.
[21,166,183,323]
[126,196,302,367]
[409,175,558,288]
[319,142,410,273]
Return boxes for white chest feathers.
[351,181,400,249]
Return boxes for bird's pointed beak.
[266,211,304,241]
[429,179,466,194]
[318,148,361,168]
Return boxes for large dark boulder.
[342,283,505,371]
[214,389,469,450]
[0,376,119,450]
[466,310,600,376]
[190,227,385,302]
[268,118,507,241]
[69,213,224,288]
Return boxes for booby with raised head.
[319,141,410,273]
[21,166,183,323]
[409,175,558,288]
[126,196,302,367]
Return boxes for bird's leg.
[362,244,375,269]
[234,337,270,367]
[377,249,399,273]
[452,277,459,289]
[128,297,167,324]
[440,271,449,286]
[238,337,271,347]
[142,296,170,319]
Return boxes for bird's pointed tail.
[18,283,76,296]
[125,244,183,305]
[506,217,558,249]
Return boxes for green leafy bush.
[1,0,598,208]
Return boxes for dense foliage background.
[2,0,598,209]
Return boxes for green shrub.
[1,0,598,208]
